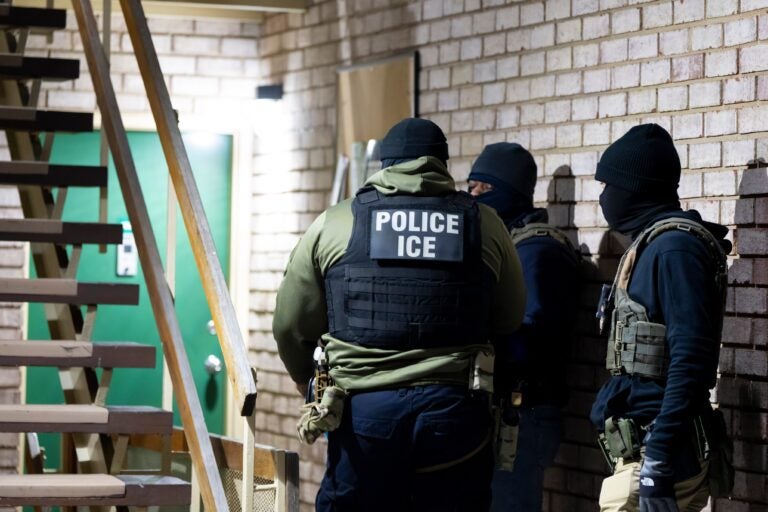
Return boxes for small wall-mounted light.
[256,84,284,100]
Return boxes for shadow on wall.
[715,156,768,510]
[540,166,631,511]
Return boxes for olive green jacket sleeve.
[272,201,354,384]
[478,203,526,335]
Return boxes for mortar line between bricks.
[254,5,767,62]
[424,52,768,107]
[438,94,768,134]
[517,127,768,156]
[500,7,768,59]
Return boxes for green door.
[26,131,233,471]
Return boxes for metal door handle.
[204,354,222,375]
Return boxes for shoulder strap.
[510,223,579,255]
[613,217,727,294]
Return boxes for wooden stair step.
[0,6,67,29]
[0,106,92,132]
[0,474,191,507]
[0,404,173,434]
[0,53,79,81]
[0,219,122,244]
[0,340,155,368]
[0,278,139,305]
[0,161,107,187]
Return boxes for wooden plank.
[0,6,67,28]
[0,161,107,187]
[0,340,156,368]
[71,1,229,508]
[0,219,123,244]
[0,474,191,506]
[0,404,109,424]
[0,405,173,434]
[0,106,93,132]
[121,0,257,420]
[128,427,300,482]
[0,278,139,305]
[14,0,305,15]
[0,474,125,498]
[0,54,80,81]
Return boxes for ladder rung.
[0,474,191,507]
[0,54,79,81]
[0,6,66,29]
[0,404,173,434]
[0,278,139,305]
[0,219,123,244]
[0,161,107,187]
[0,107,93,132]
[0,340,155,368]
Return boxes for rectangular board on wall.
[335,52,419,199]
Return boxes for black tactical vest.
[324,188,494,350]
[604,217,728,379]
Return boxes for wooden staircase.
[0,0,299,510]
[0,3,191,510]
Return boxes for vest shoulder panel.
[604,217,727,379]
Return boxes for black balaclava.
[468,142,537,226]
[596,124,682,237]
[379,118,449,169]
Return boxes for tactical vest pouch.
[493,406,519,472]
[296,386,347,445]
[602,417,642,460]
[470,348,494,393]
[705,409,735,497]
[611,320,669,378]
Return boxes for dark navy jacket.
[504,210,581,408]
[590,210,730,468]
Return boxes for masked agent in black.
[468,143,581,512]
[590,124,733,512]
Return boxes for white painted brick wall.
[20,1,768,509]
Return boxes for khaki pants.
[599,457,710,512]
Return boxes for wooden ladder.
[0,3,191,510]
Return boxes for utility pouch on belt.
[296,385,347,445]
[599,417,642,468]
[705,409,735,498]
[493,391,522,472]
[470,348,494,393]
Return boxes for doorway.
[25,130,233,470]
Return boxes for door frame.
[113,112,254,439]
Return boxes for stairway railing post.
[69,0,229,508]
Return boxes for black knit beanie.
[595,123,680,194]
[468,142,537,200]
[379,118,449,163]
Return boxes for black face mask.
[473,186,533,228]
[599,184,681,237]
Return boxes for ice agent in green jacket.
[273,118,525,511]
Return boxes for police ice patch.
[369,209,464,261]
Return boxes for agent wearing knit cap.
[275,119,526,511]
[469,142,581,512]
[379,117,449,169]
[596,123,683,237]
[468,142,537,227]
[591,124,733,512]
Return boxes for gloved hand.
[639,456,678,512]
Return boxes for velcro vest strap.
[605,217,727,379]
[510,223,575,252]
